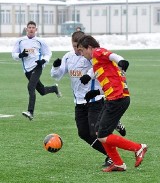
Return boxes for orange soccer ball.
[43,133,63,153]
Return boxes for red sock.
[102,134,141,165]
[106,134,141,151]
[102,143,124,165]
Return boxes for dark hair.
[27,21,36,27]
[77,35,100,49]
[72,31,85,42]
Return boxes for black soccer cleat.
[115,122,126,136]
[102,157,114,167]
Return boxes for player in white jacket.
[12,21,61,120]
[51,31,126,166]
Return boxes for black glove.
[35,59,46,66]
[53,58,61,67]
[80,74,91,85]
[19,49,28,58]
[84,90,100,103]
[118,60,129,72]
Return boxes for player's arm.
[40,40,52,64]
[12,40,25,61]
[51,54,68,80]
[109,53,129,72]
[80,68,96,85]
[84,88,104,103]
[86,68,96,79]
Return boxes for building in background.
[0,0,160,36]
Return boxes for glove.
[53,58,61,67]
[118,60,129,72]
[35,59,46,66]
[84,90,100,103]
[19,49,28,58]
[80,74,91,85]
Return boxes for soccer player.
[77,35,148,172]
[51,31,126,167]
[12,21,61,121]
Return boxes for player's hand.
[118,60,129,72]
[80,74,91,85]
[19,49,28,58]
[35,59,46,66]
[53,58,61,67]
[84,90,100,103]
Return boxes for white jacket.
[51,51,104,104]
[12,36,52,73]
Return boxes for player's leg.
[36,81,61,98]
[75,103,107,155]
[88,99,113,166]
[97,98,129,171]
[22,66,42,120]
[75,101,112,167]
[115,121,126,136]
[98,97,147,172]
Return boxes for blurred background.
[0,0,160,37]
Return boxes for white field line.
[0,114,14,118]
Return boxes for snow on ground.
[1,33,160,52]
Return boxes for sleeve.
[12,40,21,61]
[51,53,68,81]
[99,88,104,95]
[40,39,52,63]
[109,53,124,64]
[87,68,96,79]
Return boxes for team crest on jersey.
[102,51,108,55]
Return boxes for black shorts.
[97,96,130,138]
[75,98,104,137]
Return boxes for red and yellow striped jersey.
[92,48,129,100]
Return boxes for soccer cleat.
[102,157,114,167]
[135,144,148,167]
[54,84,62,98]
[103,163,127,172]
[115,122,126,136]
[22,111,33,121]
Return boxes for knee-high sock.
[102,134,141,165]
[106,134,141,151]
[102,143,124,165]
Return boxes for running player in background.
[12,21,61,120]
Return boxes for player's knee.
[28,84,35,95]
[28,83,33,91]
[38,90,45,96]
[37,88,46,95]
[97,137,107,143]
[78,130,88,141]
[89,131,96,137]
[78,130,97,145]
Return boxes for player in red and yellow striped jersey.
[77,35,148,172]
[92,47,129,100]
